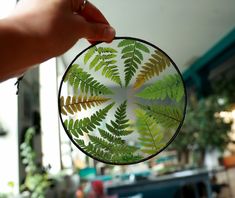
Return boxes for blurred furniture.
[106,169,212,198]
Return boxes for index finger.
[81,1,114,44]
[79,1,109,25]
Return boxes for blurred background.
[0,0,235,197]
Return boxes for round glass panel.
[58,37,187,165]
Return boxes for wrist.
[0,17,49,81]
[2,16,49,62]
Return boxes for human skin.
[0,0,115,81]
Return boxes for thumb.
[79,20,116,43]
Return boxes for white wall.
[0,0,19,193]
[0,80,19,193]
[40,59,62,174]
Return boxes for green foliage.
[138,104,183,128]
[60,95,110,115]
[84,46,122,86]
[134,50,171,89]
[74,101,143,164]
[20,127,51,198]
[172,96,232,153]
[118,39,150,87]
[135,109,165,155]
[136,74,184,102]
[64,102,115,137]
[98,128,124,144]
[105,100,133,136]
[78,131,141,163]
[75,139,113,160]
[64,64,113,95]
[0,193,8,198]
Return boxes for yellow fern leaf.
[133,50,171,89]
[60,96,68,115]
[60,95,110,115]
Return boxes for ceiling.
[62,0,235,73]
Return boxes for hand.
[10,0,116,57]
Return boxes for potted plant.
[171,95,232,167]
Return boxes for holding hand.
[0,0,115,81]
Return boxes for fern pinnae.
[136,109,165,155]
[77,140,112,160]
[138,104,183,129]
[98,128,124,144]
[64,64,113,95]
[106,100,133,136]
[118,39,150,87]
[60,95,110,116]
[136,74,184,102]
[83,46,122,86]
[76,126,141,163]
[88,134,114,152]
[134,50,171,89]
[64,102,115,137]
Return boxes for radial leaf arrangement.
[72,101,142,163]
[59,37,186,165]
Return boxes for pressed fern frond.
[75,139,112,160]
[136,74,184,102]
[135,109,165,155]
[106,100,133,136]
[118,39,150,87]
[134,50,171,89]
[89,133,138,153]
[72,100,143,163]
[138,104,183,128]
[64,64,113,95]
[60,95,110,116]
[87,131,141,163]
[75,129,141,163]
[98,128,124,144]
[83,46,122,86]
[63,102,115,137]
[112,153,143,163]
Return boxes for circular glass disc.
[58,37,187,165]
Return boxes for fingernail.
[103,26,116,39]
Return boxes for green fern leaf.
[118,39,150,87]
[84,47,96,64]
[88,131,141,163]
[106,100,133,136]
[73,100,143,163]
[134,50,171,89]
[89,132,138,154]
[83,46,122,86]
[60,95,110,116]
[138,104,183,128]
[88,134,114,151]
[64,64,113,95]
[75,130,142,163]
[135,109,165,155]
[136,74,184,102]
[64,102,115,137]
[98,128,124,144]
[76,139,112,160]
